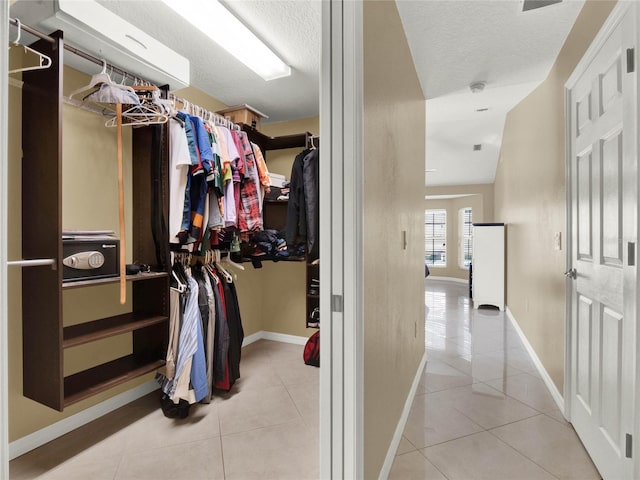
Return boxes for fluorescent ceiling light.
[162,0,291,81]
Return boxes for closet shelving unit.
[21,31,170,411]
[241,125,320,329]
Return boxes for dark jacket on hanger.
[303,148,319,260]
[286,149,310,249]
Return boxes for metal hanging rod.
[169,93,241,130]
[8,17,153,85]
[7,259,56,268]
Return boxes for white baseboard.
[378,351,428,480]
[10,332,307,459]
[242,331,264,347]
[427,276,469,285]
[506,307,565,413]
[260,331,308,345]
[243,330,308,347]
[9,380,159,460]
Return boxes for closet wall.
[259,116,319,338]
[8,65,147,441]
[494,0,616,392]
[8,62,317,442]
[189,114,319,340]
[363,0,426,477]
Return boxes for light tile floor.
[389,279,602,480]
[10,340,319,480]
[10,280,603,480]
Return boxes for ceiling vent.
[473,144,482,151]
[522,0,562,12]
[10,0,190,89]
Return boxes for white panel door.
[568,5,636,479]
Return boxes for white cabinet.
[472,224,505,310]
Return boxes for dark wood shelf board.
[62,271,168,289]
[264,199,288,204]
[241,124,310,151]
[307,294,320,299]
[63,313,168,349]
[64,355,164,407]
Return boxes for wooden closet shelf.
[63,313,168,348]
[264,199,288,204]
[307,294,320,299]
[241,124,310,151]
[64,355,165,407]
[62,271,168,289]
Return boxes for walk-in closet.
[6,2,321,477]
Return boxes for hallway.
[389,279,601,480]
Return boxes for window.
[460,207,473,268]
[425,209,446,267]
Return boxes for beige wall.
[258,116,319,338]
[8,66,149,442]
[426,183,494,222]
[494,0,616,392]
[425,194,487,281]
[424,185,493,280]
[363,1,426,477]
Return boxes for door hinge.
[626,433,633,458]
[627,48,635,73]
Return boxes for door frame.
[320,0,364,478]
[0,1,366,476]
[564,1,639,475]
[1,1,11,478]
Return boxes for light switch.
[554,232,562,251]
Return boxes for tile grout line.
[218,410,227,480]
[485,424,562,480]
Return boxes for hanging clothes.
[169,118,192,244]
[157,263,208,405]
[303,147,320,260]
[237,131,262,238]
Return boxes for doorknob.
[564,268,577,279]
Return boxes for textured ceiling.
[99,0,321,123]
[10,0,321,124]
[11,0,587,186]
[396,0,585,186]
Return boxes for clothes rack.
[169,94,241,131]
[8,18,160,87]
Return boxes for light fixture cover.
[162,0,291,81]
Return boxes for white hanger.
[8,18,52,75]
[214,250,234,283]
[68,60,137,100]
[221,251,245,271]
[170,253,187,293]
[104,101,169,127]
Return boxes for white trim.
[506,307,565,413]
[320,1,364,477]
[427,276,469,285]
[259,331,308,346]
[378,351,427,480]
[1,1,9,476]
[241,331,264,347]
[565,1,632,89]
[9,380,159,460]
[563,58,573,424]
[242,330,308,347]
